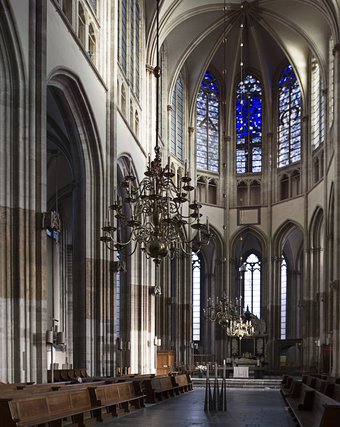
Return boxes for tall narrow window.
[328,37,334,128]
[116,272,121,337]
[236,74,262,173]
[196,71,219,172]
[88,24,96,61]
[281,257,287,339]
[170,77,183,160]
[119,1,140,97]
[129,0,135,88]
[158,47,165,139]
[311,59,325,150]
[78,3,86,46]
[121,0,127,75]
[192,253,201,341]
[135,1,140,98]
[244,253,261,318]
[278,64,302,167]
[62,0,72,23]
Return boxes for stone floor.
[98,387,296,427]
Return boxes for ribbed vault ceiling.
[145,0,339,113]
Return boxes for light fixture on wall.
[101,0,211,265]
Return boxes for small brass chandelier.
[204,294,255,339]
[101,0,211,265]
[203,264,255,339]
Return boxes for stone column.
[26,0,48,383]
[331,43,340,376]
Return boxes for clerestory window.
[196,71,219,172]
[236,74,262,173]
[278,64,302,167]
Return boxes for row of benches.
[143,374,192,403]
[0,374,192,426]
[281,375,340,427]
[47,368,89,383]
[0,381,144,426]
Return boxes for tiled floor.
[99,387,296,427]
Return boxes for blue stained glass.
[278,64,301,167]
[236,74,262,173]
[196,71,220,173]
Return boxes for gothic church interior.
[0,0,340,384]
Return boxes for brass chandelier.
[203,294,254,339]
[203,264,255,339]
[101,0,211,265]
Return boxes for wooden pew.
[0,381,109,396]
[280,375,298,398]
[332,384,340,402]
[0,388,97,426]
[88,381,145,421]
[171,374,192,394]
[48,368,89,383]
[143,376,178,403]
[286,383,340,427]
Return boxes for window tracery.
[280,257,287,339]
[196,71,219,172]
[236,74,262,173]
[278,64,301,167]
[244,253,261,318]
[192,253,201,341]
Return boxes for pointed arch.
[231,227,267,318]
[0,0,29,383]
[273,221,304,344]
[47,69,104,374]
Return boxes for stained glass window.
[280,257,287,339]
[236,74,262,174]
[192,253,201,341]
[244,253,261,318]
[116,271,121,337]
[135,1,140,98]
[311,60,325,150]
[119,0,139,98]
[196,71,219,172]
[121,0,127,74]
[129,0,134,87]
[329,37,334,127]
[170,77,183,160]
[278,64,301,167]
